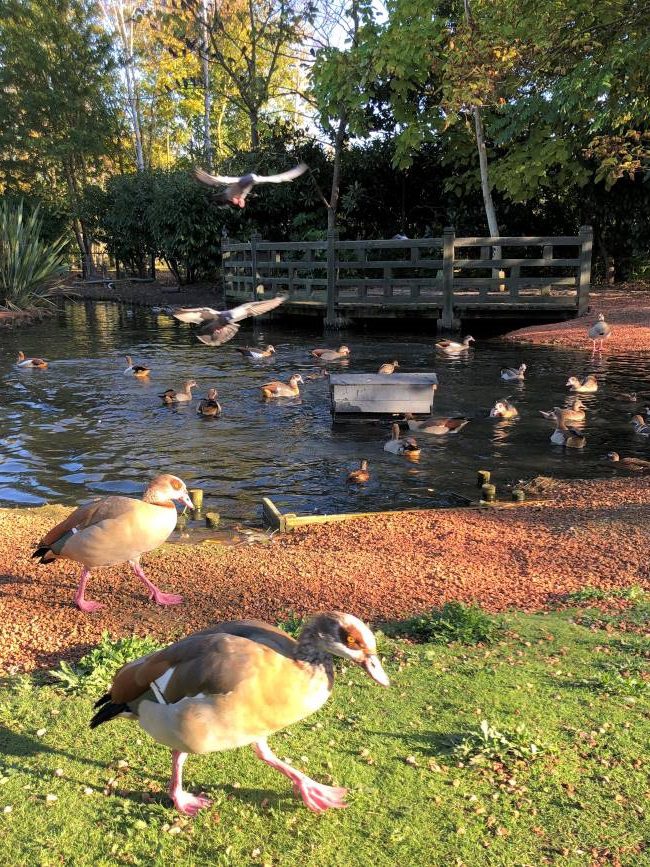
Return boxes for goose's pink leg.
[130,561,183,606]
[253,739,348,813]
[74,568,103,613]
[168,750,211,815]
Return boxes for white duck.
[500,363,526,382]
[434,336,474,355]
[588,313,612,352]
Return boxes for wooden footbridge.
[222,226,592,331]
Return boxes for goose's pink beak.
[362,654,390,687]
[178,492,194,510]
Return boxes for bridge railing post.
[439,226,457,331]
[250,232,261,300]
[577,225,592,315]
[325,228,339,328]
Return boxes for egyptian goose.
[605,452,650,470]
[490,399,518,419]
[540,398,586,423]
[197,388,222,417]
[404,413,469,435]
[261,374,303,399]
[378,361,399,374]
[160,380,197,404]
[434,336,474,355]
[234,344,276,359]
[567,375,598,393]
[311,346,350,362]
[631,415,650,436]
[588,312,612,352]
[550,411,586,448]
[90,613,388,815]
[500,363,526,382]
[384,423,421,456]
[172,297,287,346]
[124,355,151,378]
[347,460,370,484]
[32,474,192,613]
[16,351,48,369]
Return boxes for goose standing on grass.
[605,452,650,470]
[160,380,197,405]
[16,351,48,369]
[124,356,151,378]
[550,410,586,448]
[311,346,350,362]
[234,345,275,360]
[490,399,519,419]
[567,375,598,393]
[193,163,308,208]
[32,474,192,612]
[378,361,399,374]
[172,296,287,346]
[261,374,303,399]
[588,312,612,352]
[347,460,370,484]
[197,388,222,417]
[90,612,388,815]
[384,423,421,456]
[435,336,474,355]
[404,413,469,434]
[500,363,526,382]
[540,398,586,423]
[631,415,650,436]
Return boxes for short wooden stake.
[512,489,525,502]
[481,483,496,502]
[176,512,189,530]
[477,469,491,487]
[189,488,203,517]
[205,512,220,529]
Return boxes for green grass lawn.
[1,603,649,867]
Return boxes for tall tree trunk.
[472,106,500,239]
[201,0,213,170]
[327,112,348,231]
[249,109,260,151]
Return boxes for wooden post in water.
[577,225,592,315]
[439,227,457,331]
[325,228,339,329]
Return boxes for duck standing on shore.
[588,313,612,352]
[32,474,192,612]
[435,336,474,355]
[90,612,388,815]
[124,356,151,378]
[16,351,48,369]
[500,363,526,382]
[172,297,287,346]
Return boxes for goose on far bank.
[384,423,421,457]
[124,355,151,378]
[588,312,612,352]
[16,351,48,369]
[567,375,598,393]
[435,336,474,355]
[500,363,526,382]
[490,399,518,419]
[197,388,222,417]
[160,380,197,405]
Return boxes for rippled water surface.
[1,301,649,524]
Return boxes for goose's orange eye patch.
[170,478,182,490]
[346,635,362,649]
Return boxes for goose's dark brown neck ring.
[295,620,335,687]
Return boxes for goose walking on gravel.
[90,613,388,815]
[588,312,612,352]
[16,351,48,369]
[435,336,474,355]
[160,380,197,405]
[32,474,192,612]
[500,363,526,382]
[172,297,287,346]
[567,375,598,393]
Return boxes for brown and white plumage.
[435,336,474,355]
[160,380,197,404]
[311,346,350,362]
[32,474,193,612]
[550,411,586,448]
[260,374,303,399]
[378,361,399,374]
[490,399,518,419]
[605,452,650,470]
[540,398,586,423]
[405,413,469,434]
[173,297,287,346]
[567,375,598,393]
[234,344,276,360]
[197,388,221,417]
[384,422,421,456]
[588,312,612,351]
[16,350,47,369]
[631,414,650,436]
[90,613,388,815]
[500,363,527,382]
[124,355,151,377]
[347,460,370,484]
[194,163,308,208]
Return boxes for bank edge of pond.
[1,474,649,673]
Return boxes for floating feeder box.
[329,373,438,421]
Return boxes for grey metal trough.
[329,372,438,422]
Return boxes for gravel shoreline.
[1,475,649,673]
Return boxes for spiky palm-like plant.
[0,200,69,311]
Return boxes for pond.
[1,301,649,526]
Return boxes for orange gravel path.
[1,475,649,673]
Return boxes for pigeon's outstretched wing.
[189,296,288,347]
[250,164,308,185]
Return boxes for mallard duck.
[434,336,474,355]
[588,312,612,351]
[500,363,526,382]
[311,346,350,362]
[90,612,388,815]
[384,423,421,456]
[540,398,587,423]
[234,345,276,359]
[550,411,586,448]
[490,399,518,419]
[197,388,222,417]
[124,355,151,377]
[172,297,287,346]
[605,452,650,470]
[261,374,303,399]
[378,361,399,374]
[631,415,650,436]
[32,474,191,612]
[566,375,598,393]
[404,413,469,434]
[347,460,370,484]
[160,380,197,404]
[16,350,48,369]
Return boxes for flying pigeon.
[172,296,288,346]
[193,163,308,208]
